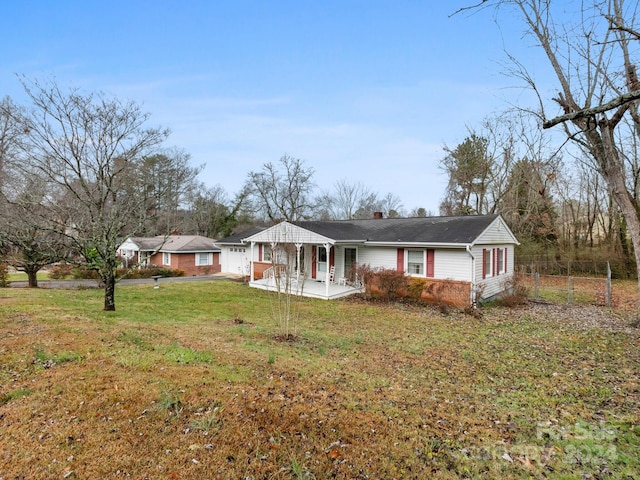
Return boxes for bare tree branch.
[543,89,640,128]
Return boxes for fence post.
[606,262,612,307]
[567,276,573,304]
[534,272,540,299]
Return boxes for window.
[407,250,424,275]
[263,246,272,262]
[482,249,491,279]
[497,248,504,274]
[196,253,212,266]
[317,246,327,273]
[163,252,171,265]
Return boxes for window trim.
[162,252,171,266]
[406,249,425,277]
[195,252,212,266]
[482,248,491,279]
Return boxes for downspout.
[466,245,476,306]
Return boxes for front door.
[317,246,327,277]
[344,247,357,282]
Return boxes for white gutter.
[364,241,468,248]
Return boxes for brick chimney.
[373,211,383,219]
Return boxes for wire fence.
[517,267,612,307]
[515,257,615,277]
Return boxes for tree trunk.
[597,125,640,316]
[27,269,38,288]
[103,271,116,311]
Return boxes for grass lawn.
[6,271,50,283]
[0,280,639,479]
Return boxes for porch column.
[295,243,302,286]
[324,242,331,298]
[250,241,255,282]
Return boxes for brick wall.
[367,273,472,307]
[253,261,272,280]
[148,252,220,276]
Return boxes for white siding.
[433,249,472,281]
[358,246,398,271]
[475,217,518,245]
[473,244,514,299]
[117,238,140,260]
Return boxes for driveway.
[9,273,244,289]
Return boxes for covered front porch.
[244,221,364,300]
[249,276,363,300]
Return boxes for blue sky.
[1,1,551,214]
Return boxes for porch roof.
[243,221,337,245]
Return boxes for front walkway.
[249,277,363,300]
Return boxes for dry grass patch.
[1,281,639,479]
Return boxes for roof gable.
[473,216,520,246]
[244,221,335,244]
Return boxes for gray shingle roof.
[130,235,219,252]
[296,215,499,244]
[215,226,266,245]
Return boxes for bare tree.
[467,0,640,317]
[12,78,169,311]
[245,154,315,222]
[315,180,371,220]
[1,193,70,287]
[0,97,22,195]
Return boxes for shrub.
[354,263,376,295]
[49,262,74,279]
[497,274,529,307]
[117,267,186,279]
[407,278,428,300]
[72,267,101,280]
[375,268,408,300]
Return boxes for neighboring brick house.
[118,235,221,276]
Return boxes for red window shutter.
[311,246,317,279]
[329,246,335,268]
[426,249,434,277]
[258,244,263,262]
[482,249,486,279]
[397,248,404,273]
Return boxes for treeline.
[439,113,637,278]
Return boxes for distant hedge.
[117,267,186,279]
[48,263,185,280]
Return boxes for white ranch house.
[216,215,519,304]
